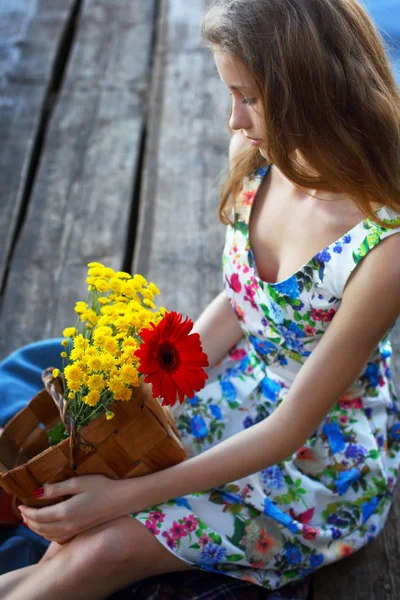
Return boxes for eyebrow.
[229,85,253,91]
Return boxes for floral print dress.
[132,164,400,591]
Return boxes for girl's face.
[214,49,269,160]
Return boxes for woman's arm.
[192,290,243,368]
[120,233,400,514]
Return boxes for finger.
[23,515,75,544]
[20,499,69,524]
[34,477,81,502]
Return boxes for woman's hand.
[18,475,128,544]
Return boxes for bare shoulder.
[229,131,250,170]
[344,229,400,296]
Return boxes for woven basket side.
[0,429,29,471]
[95,435,141,478]
[124,461,154,478]
[19,427,50,461]
[75,452,120,479]
[141,435,187,471]
[25,442,70,484]
[30,389,61,427]
[113,409,168,460]
[4,406,41,446]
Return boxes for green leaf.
[368,449,380,460]
[189,543,200,549]
[226,553,244,561]
[294,478,302,487]
[283,474,294,485]
[48,421,69,446]
[294,311,302,322]
[209,533,222,545]
[226,518,246,550]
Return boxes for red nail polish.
[33,488,44,498]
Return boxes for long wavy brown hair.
[201,0,400,228]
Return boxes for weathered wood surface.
[0,0,156,359]
[0,0,78,291]
[133,0,230,319]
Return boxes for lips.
[246,137,263,147]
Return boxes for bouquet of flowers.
[0,263,209,507]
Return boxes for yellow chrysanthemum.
[142,298,155,309]
[115,271,131,279]
[133,274,147,288]
[64,364,83,383]
[86,355,103,372]
[141,288,154,301]
[82,390,100,407]
[109,366,119,379]
[88,261,104,268]
[121,337,138,349]
[94,278,109,293]
[108,377,126,397]
[52,368,60,378]
[87,266,105,278]
[148,282,160,295]
[68,392,75,400]
[63,327,77,338]
[113,386,132,401]
[61,339,69,347]
[103,337,118,354]
[67,379,81,393]
[103,267,115,278]
[120,280,138,299]
[60,351,67,358]
[93,326,113,346]
[87,374,104,391]
[105,410,115,420]
[70,346,84,361]
[82,348,95,358]
[109,277,122,293]
[119,364,140,386]
[74,301,88,315]
[73,334,89,350]
[98,297,110,305]
[100,353,117,372]
[80,309,97,325]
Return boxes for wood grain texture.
[0,0,156,359]
[133,0,231,321]
[0,0,77,289]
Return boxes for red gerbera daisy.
[134,311,209,407]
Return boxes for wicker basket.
[0,370,186,508]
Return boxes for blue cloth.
[364,1,400,82]
[0,339,62,574]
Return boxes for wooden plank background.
[1,1,400,598]
[0,0,78,291]
[133,0,229,317]
[0,0,157,358]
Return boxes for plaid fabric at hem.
[107,570,310,600]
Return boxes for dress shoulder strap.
[328,205,400,298]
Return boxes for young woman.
[2,0,400,597]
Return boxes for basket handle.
[41,368,91,469]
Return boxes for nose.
[229,98,253,132]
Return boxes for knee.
[74,517,140,570]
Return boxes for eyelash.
[229,93,256,106]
